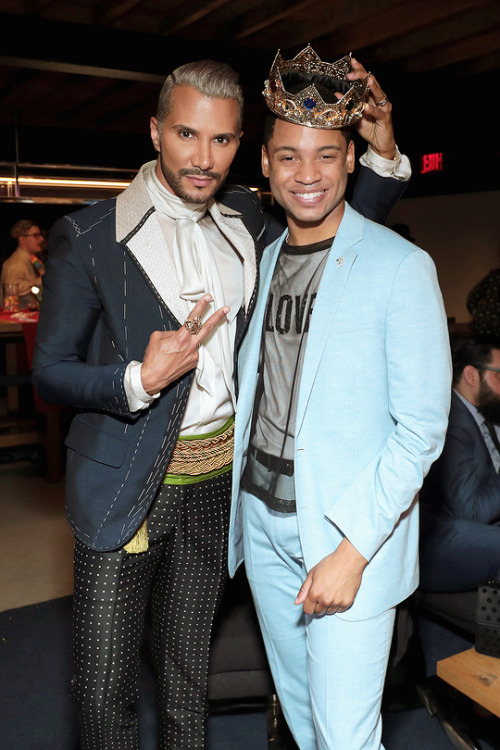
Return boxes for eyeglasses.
[21,232,43,238]
[474,366,500,374]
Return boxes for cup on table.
[2,282,19,312]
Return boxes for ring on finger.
[184,316,203,335]
[375,97,388,107]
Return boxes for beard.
[159,155,223,204]
[477,376,500,425]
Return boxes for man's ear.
[150,117,160,153]
[261,145,270,178]
[346,139,355,174]
[462,364,480,388]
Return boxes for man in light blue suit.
[228,46,452,749]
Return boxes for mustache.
[179,168,222,181]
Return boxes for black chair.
[208,567,274,701]
[416,589,477,636]
[208,568,295,748]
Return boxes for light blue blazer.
[228,203,452,621]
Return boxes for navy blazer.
[420,391,500,524]
[33,162,407,552]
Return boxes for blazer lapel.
[115,162,258,326]
[116,162,187,323]
[295,205,361,433]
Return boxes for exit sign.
[421,153,443,174]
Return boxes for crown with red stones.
[263,44,369,128]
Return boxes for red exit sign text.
[421,153,443,174]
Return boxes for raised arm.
[347,58,411,224]
[33,216,228,415]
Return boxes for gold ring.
[184,316,203,335]
[375,97,388,107]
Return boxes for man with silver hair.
[34,57,409,749]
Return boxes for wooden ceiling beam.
[7,72,75,125]
[57,79,135,122]
[370,3,500,64]
[243,0,398,48]
[202,0,265,26]
[98,0,145,24]
[23,1,95,25]
[162,0,234,33]
[0,11,246,75]
[25,1,56,13]
[233,0,315,40]
[277,0,492,56]
[407,27,500,72]
[0,56,166,84]
[458,48,500,75]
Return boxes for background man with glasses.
[420,335,500,592]
[1,219,45,308]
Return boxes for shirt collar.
[454,388,484,428]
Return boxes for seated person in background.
[420,336,500,592]
[1,219,45,309]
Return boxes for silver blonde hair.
[156,60,243,129]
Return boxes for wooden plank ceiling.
[0,0,499,177]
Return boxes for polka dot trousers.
[71,471,231,749]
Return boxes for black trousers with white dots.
[71,471,231,750]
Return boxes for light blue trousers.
[242,491,396,750]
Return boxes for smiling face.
[150,85,241,204]
[262,118,355,244]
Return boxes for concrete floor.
[0,455,73,611]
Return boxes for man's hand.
[141,294,229,395]
[295,538,368,616]
[345,58,396,161]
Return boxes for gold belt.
[162,416,235,484]
[123,417,234,555]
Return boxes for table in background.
[0,310,64,481]
[437,648,500,718]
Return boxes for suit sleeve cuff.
[360,145,411,182]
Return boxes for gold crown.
[263,44,369,129]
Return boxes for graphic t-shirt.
[243,235,333,511]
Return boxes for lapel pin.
[336,257,344,267]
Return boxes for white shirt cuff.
[359,145,411,182]
[124,361,159,412]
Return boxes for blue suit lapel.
[295,204,362,433]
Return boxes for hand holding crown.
[346,58,396,160]
[263,45,397,162]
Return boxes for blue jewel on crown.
[303,97,316,110]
